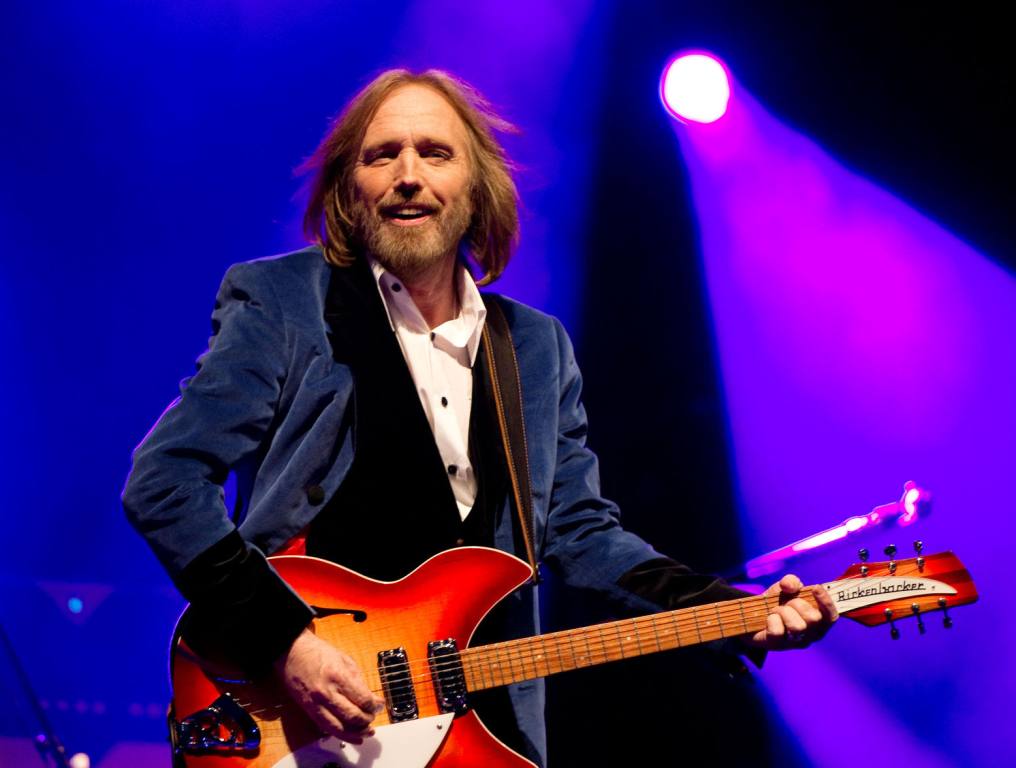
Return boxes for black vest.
[306,258,509,579]
[305,259,538,761]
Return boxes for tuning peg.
[938,597,953,629]
[884,544,897,574]
[911,603,926,635]
[858,548,870,576]
[885,607,900,640]
[914,540,925,570]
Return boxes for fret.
[555,633,567,674]
[567,630,580,671]
[475,651,487,690]
[714,603,725,639]
[630,618,644,656]
[738,598,749,636]
[670,609,684,649]
[524,642,536,679]
[506,644,521,683]
[613,623,626,659]
[465,660,476,692]
[527,640,539,678]
[515,640,531,680]
[497,643,513,686]
[650,615,663,653]
[532,637,548,678]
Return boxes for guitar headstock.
[822,544,977,638]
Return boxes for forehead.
[361,84,470,147]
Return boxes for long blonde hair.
[300,69,519,285]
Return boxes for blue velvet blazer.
[123,246,669,764]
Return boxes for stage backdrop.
[2,2,1013,766]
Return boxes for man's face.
[351,84,474,280]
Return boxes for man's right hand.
[273,628,385,739]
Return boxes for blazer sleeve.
[122,261,314,675]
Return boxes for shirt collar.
[367,255,487,367]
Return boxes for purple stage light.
[671,62,1016,765]
[660,52,731,124]
[744,482,930,578]
[900,485,922,525]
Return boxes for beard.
[349,192,473,282]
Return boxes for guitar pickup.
[428,639,469,715]
[378,647,418,722]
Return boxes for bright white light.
[660,53,731,124]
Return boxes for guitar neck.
[459,589,815,691]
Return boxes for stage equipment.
[745,481,932,579]
[0,620,77,767]
[659,52,731,124]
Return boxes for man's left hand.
[744,574,838,651]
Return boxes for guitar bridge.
[428,639,469,715]
[172,692,260,755]
[378,647,419,722]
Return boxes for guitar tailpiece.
[172,693,261,755]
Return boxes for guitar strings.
[233,592,788,718]
[371,563,943,685]
[358,586,807,683]
[236,586,802,715]
[260,580,823,709]
[232,569,938,719]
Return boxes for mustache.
[376,194,441,216]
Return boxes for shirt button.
[430,331,436,341]
[447,464,458,476]
[306,485,326,505]
[441,396,448,407]
[392,282,402,292]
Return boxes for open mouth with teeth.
[382,205,437,225]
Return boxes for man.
[123,69,836,766]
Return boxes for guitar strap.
[480,295,541,584]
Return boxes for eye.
[364,150,396,165]
[421,147,452,161]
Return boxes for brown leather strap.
[481,296,540,583]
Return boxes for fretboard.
[459,588,819,691]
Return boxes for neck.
[384,253,459,328]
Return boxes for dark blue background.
[2,2,1013,765]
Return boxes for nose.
[393,149,422,196]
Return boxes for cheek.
[436,171,473,206]
[353,171,388,202]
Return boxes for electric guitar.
[168,546,977,767]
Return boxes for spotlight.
[660,52,731,124]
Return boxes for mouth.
[380,204,437,227]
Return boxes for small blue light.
[67,597,83,614]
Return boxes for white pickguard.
[269,713,455,768]
[822,575,957,613]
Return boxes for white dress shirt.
[368,257,487,521]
